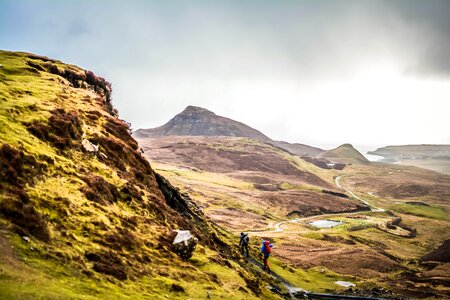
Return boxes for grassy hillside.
[320,143,370,165]
[0,50,280,299]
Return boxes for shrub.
[90,251,128,280]
[103,227,142,251]
[0,143,45,186]
[81,174,121,204]
[347,222,375,231]
[26,109,82,150]
[0,197,50,242]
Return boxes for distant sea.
[354,145,384,162]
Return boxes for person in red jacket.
[261,240,273,274]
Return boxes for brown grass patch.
[81,174,120,204]
[26,109,82,150]
[87,250,128,280]
[0,143,45,187]
[102,227,142,251]
[0,196,50,242]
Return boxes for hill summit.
[134,105,271,141]
[319,143,370,165]
[134,106,324,156]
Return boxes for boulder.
[82,139,99,153]
[171,230,198,259]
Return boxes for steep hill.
[0,50,279,299]
[134,105,271,142]
[319,143,370,165]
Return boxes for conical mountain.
[134,106,271,141]
[319,143,370,165]
[134,106,324,156]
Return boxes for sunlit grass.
[153,163,253,190]
[269,257,357,293]
[389,203,450,222]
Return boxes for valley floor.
[153,161,450,299]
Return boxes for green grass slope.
[320,143,370,165]
[0,50,280,299]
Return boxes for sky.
[1,0,450,150]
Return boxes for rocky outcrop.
[82,139,99,153]
[171,230,198,259]
[154,172,204,220]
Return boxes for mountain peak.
[134,106,271,141]
[181,105,215,115]
[337,143,356,149]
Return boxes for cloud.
[1,0,449,146]
[384,0,450,78]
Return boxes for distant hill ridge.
[369,145,450,159]
[368,144,450,174]
[134,106,324,157]
[319,143,370,165]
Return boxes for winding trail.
[335,176,384,213]
[250,175,384,234]
[245,255,390,299]
[245,256,308,297]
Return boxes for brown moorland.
[136,129,450,298]
[138,136,370,230]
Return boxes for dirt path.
[249,176,384,234]
[245,255,390,300]
[335,176,384,212]
[245,255,308,298]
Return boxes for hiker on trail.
[261,240,273,274]
[239,232,249,257]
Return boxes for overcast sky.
[1,0,449,150]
